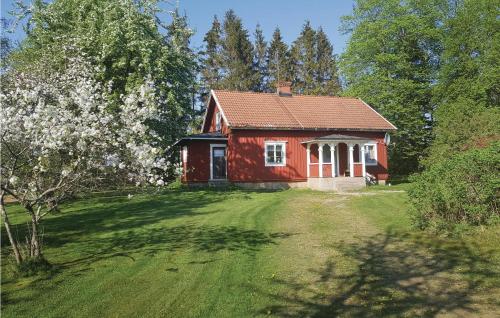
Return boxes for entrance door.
[211,146,227,180]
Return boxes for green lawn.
[1,186,499,317]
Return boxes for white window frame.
[364,143,378,166]
[182,146,188,163]
[264,141,287,167]
[210,144,227,180]
[215,112,222,132]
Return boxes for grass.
[1,187,499,317]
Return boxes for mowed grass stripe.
[2,188,499,317]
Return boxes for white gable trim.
[211,90,230,127]
[201,90,230,132]
[358,99,398,130]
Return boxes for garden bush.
[408,142,499,232]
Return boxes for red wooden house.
[176,83,397,190]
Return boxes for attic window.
[216,112,222,132]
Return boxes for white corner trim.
[211,90,230,128]
[182,146,188,163]
[209,143,228,181]
[364,143,378,166]
[264,141,287,167]
[358,98,398,130]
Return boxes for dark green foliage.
[340,0,447,175]
[253,24,269,92]
[200,15,223,100]
[408,143,500,231]
[291,22,341,95]
[314,27,341,95]
[220,10,257,91]
[267,27,293,90]
[427,0,500,165]
[199,12,341,96]
[291,21,317,94]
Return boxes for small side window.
[216,112,222,132]
[364,144,378,166]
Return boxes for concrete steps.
[307,177,366,192]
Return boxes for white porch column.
[361,144,366,177]
[306,143,311,178]
[335,144,340,177]
[348,144,354,178]
[318,143,324,178]
[329,143,336,177]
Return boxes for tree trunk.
[28,210,42,258]
[0,192,23,264]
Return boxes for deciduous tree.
[340,0,446,175]
[0,53,170,264]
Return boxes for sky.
[1,0,356,55]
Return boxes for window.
[322,144,331,163]
[215,112,222,132]
[265,142,286,166]
[364,144,378,165]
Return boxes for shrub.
[408,142,500,232]
[17,257,54,277]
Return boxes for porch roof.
[173,132,228,146]
[301,134,373,144]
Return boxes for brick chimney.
[277,81,292,96]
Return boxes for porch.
[302,134,377,190]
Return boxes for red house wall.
[227,129,389,182]
[184,140,212,182]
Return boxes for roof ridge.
[213,89,358,99]
[273,95,304,129]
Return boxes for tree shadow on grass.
[257,229,499,317]
[17,188,281,249]
[60,224,294,267]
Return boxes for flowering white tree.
[0,54,170,264]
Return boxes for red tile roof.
[212,90,396,131]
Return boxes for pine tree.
[291,21,317,94]
[253,24,269,92]
[315,27,341,95]
[267,27,292,91]
[220,10,256,91]
[200,15,223,101]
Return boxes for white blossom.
[1,53,170,206]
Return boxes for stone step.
[308,177,366,192]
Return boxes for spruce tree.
[253,24,269,92]
[200,15,223,100]
[267,27,292,91]
[221,10,256,91]
[315,27,341,95]
[291,21,317,94]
